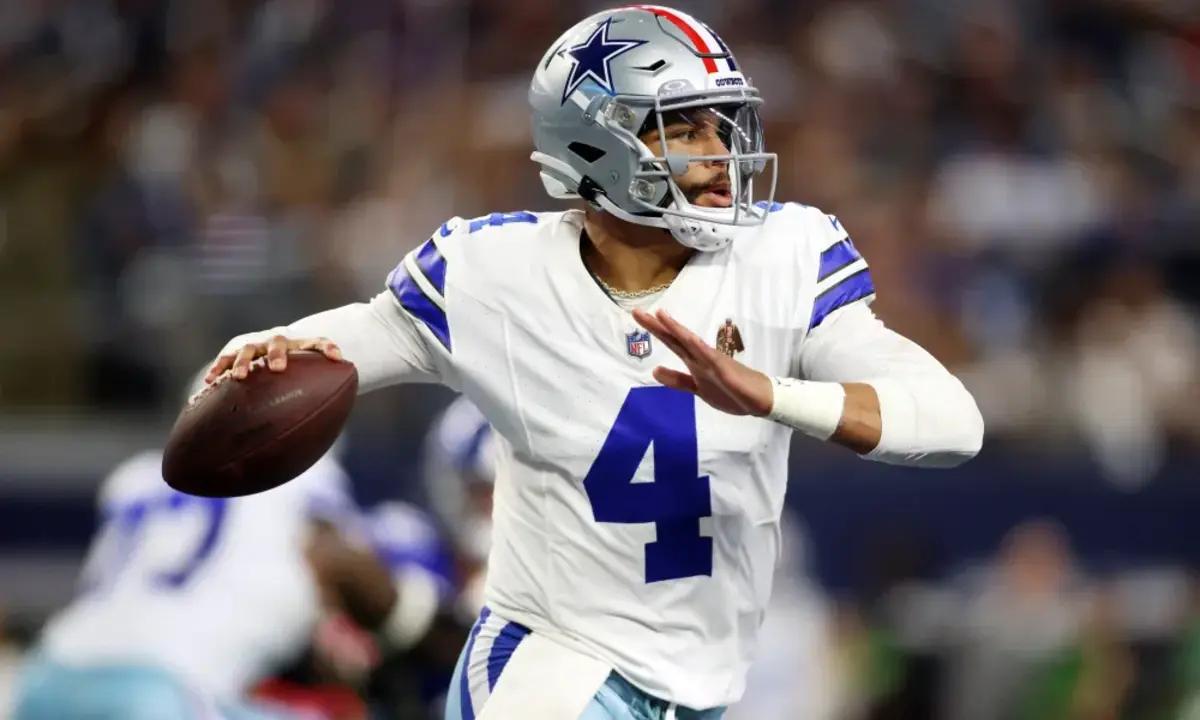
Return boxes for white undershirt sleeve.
[218,291,448,393]
[798,301,984,467]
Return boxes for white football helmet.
[530,5,778,252]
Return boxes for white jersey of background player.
[210,6,984,718]
[423,396,497,616]
[20,451,357,718]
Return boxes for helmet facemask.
[592,85,779,250]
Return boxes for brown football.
[163,352,357,497]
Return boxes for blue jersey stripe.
[811,268,875,329]
[817,239,862,282]
[460,607,491,720]
[388,263,451,350]
[414,239,448,295]
[486,621,532,691]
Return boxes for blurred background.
[1,0,1198,718]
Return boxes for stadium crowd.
[1,1,1198,718]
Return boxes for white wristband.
[381,566,441,650]
[767,378,846,441]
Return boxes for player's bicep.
[799,301,948,383]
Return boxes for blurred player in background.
[207,5,983,718]
[360,500,468,719]
[350,399,499,718]
[10,446,405,720]
[725,518,838,720]
[421,397,497,617]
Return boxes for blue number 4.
[583,386,712,583]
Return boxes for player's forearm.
[830,382,882,454]
[768,376,983,467]
[784,303,984,467]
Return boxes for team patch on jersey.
[715,319,744,357]
[626,330,653,359]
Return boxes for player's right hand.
[206,336,344,383]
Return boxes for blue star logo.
[560,19,646,105]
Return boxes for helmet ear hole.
[568,142,607,163]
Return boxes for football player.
[421,396,497,617]
[205,6,984,718]
[11,449,422,720]
[361,501,468,719]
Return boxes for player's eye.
[667,127,699,142]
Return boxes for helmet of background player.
[422,398,496,566]
[529,6,778,252]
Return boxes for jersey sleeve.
[219,293,447,392]
[801,209,877,332]
[799,301,949,383]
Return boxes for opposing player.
[12,447,405,720]
[206,6,984,718]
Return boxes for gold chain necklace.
[595,275,672,299]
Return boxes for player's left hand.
[633,308,773,417]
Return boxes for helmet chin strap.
[594,192,739,253]
[532,152,741,252]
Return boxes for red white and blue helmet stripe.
[629,5,739,74]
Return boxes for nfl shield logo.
[626,330,652,359]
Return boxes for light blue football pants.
[444,607,726,720]
[12,656,297,720]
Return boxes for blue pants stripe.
[486,620,531,691]
[458,606,490,720]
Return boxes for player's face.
[640,108,732,209]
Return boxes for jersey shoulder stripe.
[809,211,874,329]
[817,237,862,281]
[388,249,451,350]
[384,211,544,353]
[811,266,875,329]
[414,238,448,295]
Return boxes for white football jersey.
[40,450,357,701]
[382,203,874,708]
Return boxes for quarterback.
[207,6,983,719]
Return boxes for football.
[162,352,358,497]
